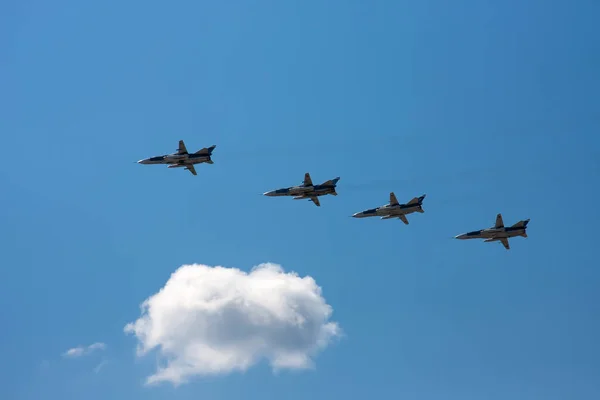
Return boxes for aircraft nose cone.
[263,191,275,196]
[137,159,148,164]
[454,234,466,239]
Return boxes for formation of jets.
[137,140,530,250]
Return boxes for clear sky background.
[2,0,599,399]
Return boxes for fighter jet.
[454,213,530,250]
[137,140,216,175]
[263,173,340,207]
[352,193,426,225]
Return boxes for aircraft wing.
[309,196,320,207]
[398,214,409,225]
[485,237,510,250]
[495,213,504,228]
[389,192,399,206]
[303,173,313,187]
[185,164,197,175]
[178,140,189,154]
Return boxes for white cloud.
[124,262,341,386]
[63,342,106,358]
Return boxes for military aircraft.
[137,140,216,175]
[454,213,530,250]
[263,173,340,207]
[352,193,426,225]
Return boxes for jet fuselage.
[264,183,337,198]
[137,152,212,165]
[353,203,424,218]
[455,225,527,240]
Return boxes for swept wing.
[495,213,504,228]
[185,164,197,175]
[303,173,313,187]
[484,237,511,250]
[178,140,189,155]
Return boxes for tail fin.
[323,177,340,186]
[195,145,216,155]
[511,219,530,228]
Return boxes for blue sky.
[2,0,599,399]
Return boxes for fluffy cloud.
[63,342,106,358]
[124,262,341,385]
